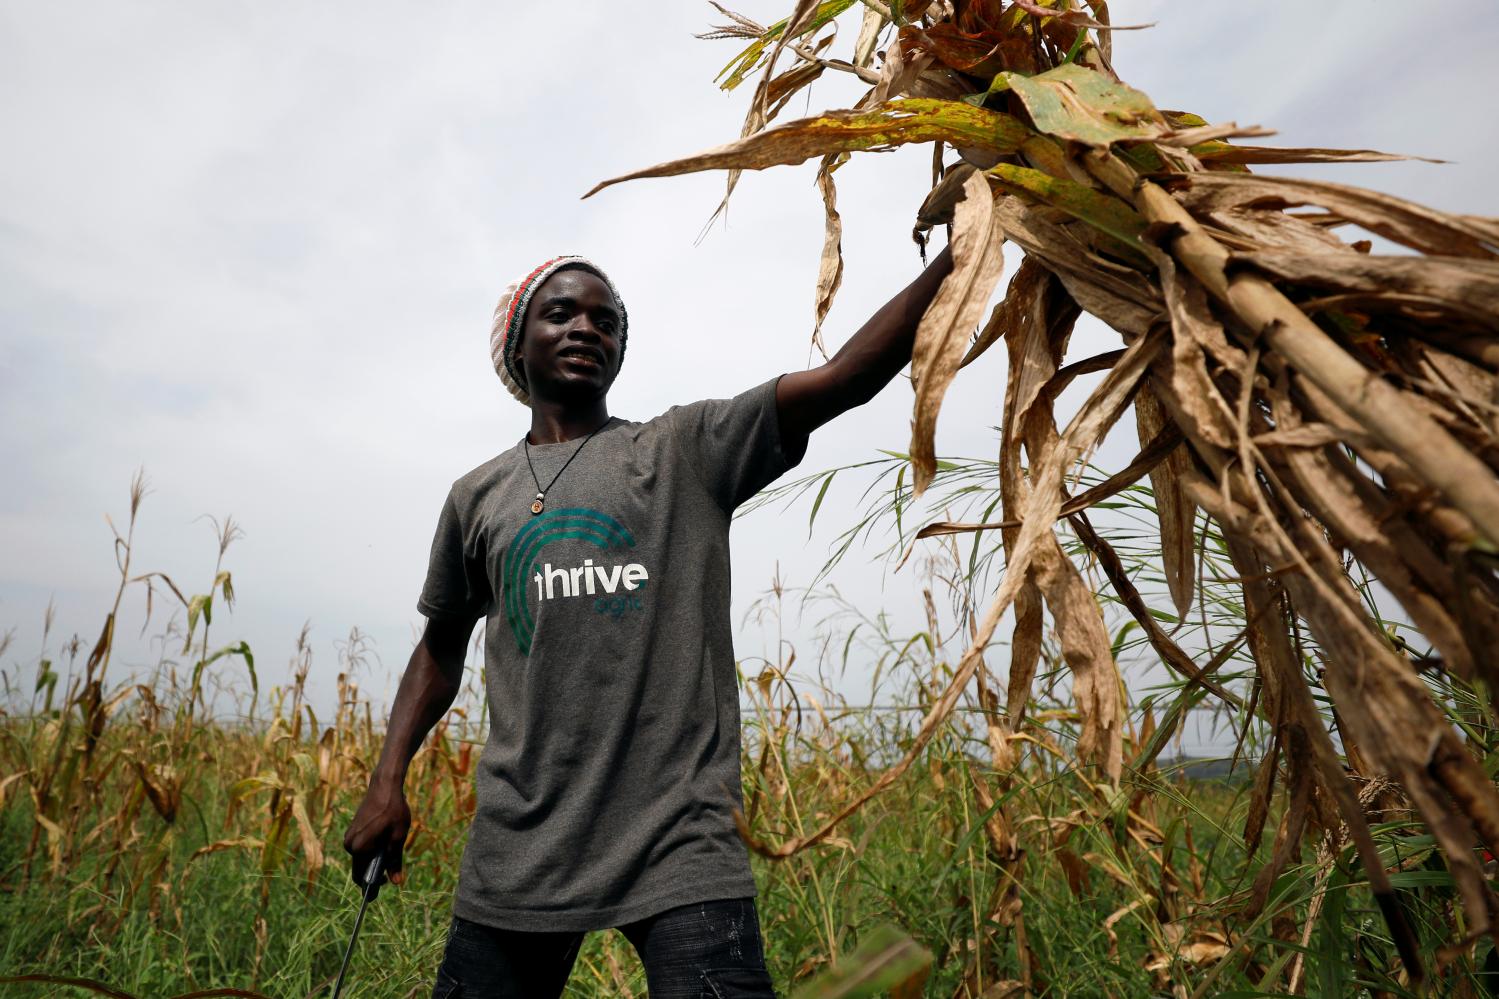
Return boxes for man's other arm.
[776,241,955,440]
[342,614,474,887]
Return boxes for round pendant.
[531,499,544,514]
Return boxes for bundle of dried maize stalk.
[587,0,1499,973]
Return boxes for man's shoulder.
[639,375,783,429]
[447,444,524,507]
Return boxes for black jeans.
[430,896,776,998]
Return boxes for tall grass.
[4,464,1496,997]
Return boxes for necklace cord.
[523,417,610,506]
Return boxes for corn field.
[6,1,1499,996]
[10,464,1493,997]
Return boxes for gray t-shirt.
[418,374,808,931]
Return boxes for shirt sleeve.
[664,373,810,513]
[416,487,493,621]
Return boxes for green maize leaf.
[190,640,256,699]
[789,923,932,999]
[228,774,285,800]
[716,0,860,91]
[962,71,1012,110]
[183,593,212,652]
[987,162,1147,249]
[214,568,234,607]
[1060,22,1089,64]
[237,640,256,696]
[586,99,1031,199]
[1116,142,1167,172]
[1001,62,1165,145]
[262,807,290,875]
[1163,109,1209,129]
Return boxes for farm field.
[3,464,1495,997]
[0,679,1376,999]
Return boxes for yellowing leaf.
[585,100,1031,199]
[987,162,1148,260]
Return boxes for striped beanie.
[489,255,629,406]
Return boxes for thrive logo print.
[501,507,643,655]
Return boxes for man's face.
[515,268,622,404]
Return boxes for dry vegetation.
[5,1,1499,996]
[588,0,1499,992]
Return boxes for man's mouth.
[559,348,604,366]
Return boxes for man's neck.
[526,398,612,446]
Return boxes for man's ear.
[513,336,528,389]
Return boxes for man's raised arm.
[776,242,955,440]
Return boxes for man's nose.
[570,316,603,339]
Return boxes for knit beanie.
[489,255,629,406]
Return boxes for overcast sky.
[3,1,1495,752]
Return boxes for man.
[344,245,954,998]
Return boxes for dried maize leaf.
[1131,174,1499,547]
[918,22,997,74]
[765,59,827,121]
[585,99,1030,199]
[998,314,1045,760]
[851,5,883,69]
[1196,144,1418,166]
[1202,472,1484,955]
[861,26,936,107]
[991,195,1160,335]
[1242,732,1280,854]
[291,793,325,883]
[1174,172,1499,259]
[811,153,845,356]
[1140,246,1238,450]
[1034,536,1124,781]
[1240,251,1499,331]
[1205,206,1351,253]
[1135,383,1195,618]
[960,253,1046,370]
[910,169,1006,496]
[1270,436,1476,679]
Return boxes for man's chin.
[530,375,614,405]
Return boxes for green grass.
[0,712,1393,998]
